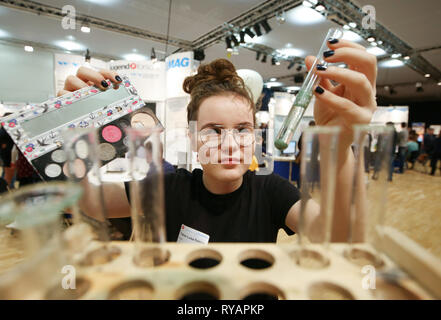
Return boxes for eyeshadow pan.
[75,140,89,159]
[51,149,67,163]
[102,125,122,143]
[131,113,156,129]
[73,159,86,179]
[98,143,117,161]
[45,163,62,178]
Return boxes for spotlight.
[294,74,304,83]
[391,53,401,59]
[194,49,205,61]
[276,11,286,24]
[151,47,157,62]
[260,19,272,34]
[343,25,350,30]
[231,34,239,47]
[302,0,313,8]
[85,48,91,62]
[276,60,281,66]
[262,54,267,63]
[226,36,233,51]
[416,82,423,92]
[437,81,441,86]
[404,56,410,60]
[425,73,431,78]
[256,51,261,60]
[80,21,90,33]
[367,37,375,42]
[239,31,246,43]
[253,23,262,37]
[287,61,295,69]
[244,27,255,38]
[24,45,33,52]
[349,22,357,28]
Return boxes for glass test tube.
[345,124,394,268]
[0,182,82,299]
[274,27,343,151]
[125,127,167,268]
[62,128,110,243]
[294,126,340,268]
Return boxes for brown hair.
[183,59,255,124]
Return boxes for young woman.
[60,38,377,243]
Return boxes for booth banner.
[372,106,409,124]
[54,53,107,95]
[165,51,194,99]
[109,60,166,101]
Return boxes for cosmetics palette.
[1,76,162,181]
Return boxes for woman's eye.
[204,128,221,135]
[238,127,252,134]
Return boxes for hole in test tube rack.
[239,249,275,270]
[308,282,355,300]
[133,247,170,268]
[80,245,121,266]
[240,282,286,300]
[108,280,155,300]
[175,281,220,300]
[186,249,222,269]
[45,277,91,300]
[343,247,385,269]
[290,248,330,269]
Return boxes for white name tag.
[177,224,210,244]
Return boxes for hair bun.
[183,59,243,95]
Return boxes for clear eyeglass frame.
[198,127,255,148]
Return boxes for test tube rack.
[35,226,441,300]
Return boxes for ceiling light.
[437,81,441,86]
[342,31,363,42]
[286,86,301,91]
[416,82,423,92]
[302,0,313,8]
[80,21,90,33]
[370,42,377,46]
[275,60,281,66]
[391,53,402,59]
[244,28,255,38]
[276,11,286,24]
[24,45,33,52]
[0,29,10,38]
[288,6,325,25]
[379,59,404,68]
[54,40,86,51]
[343,24,350,30]
[367,37,375,42]
[66,35,76,41]
[276,47,304,57]
[425,74,431,78]
[367,46,386,56]
[349,22,357,28]
[122,53,147,61]
[377,40,383,45]
[270,78,277,82]
[315,4,326,12]
[404,56,410,60]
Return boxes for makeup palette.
[1,76,163,181]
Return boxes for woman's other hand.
[57,67,123,97]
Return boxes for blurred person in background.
[397,122,409,173]
[430,131,441,176]
[406,132,419,170]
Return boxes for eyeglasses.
[198,126,255,148]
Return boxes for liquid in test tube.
[274,27,343,151]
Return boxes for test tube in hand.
[274,27,343,151]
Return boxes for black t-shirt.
[118,168,301,242]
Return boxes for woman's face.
[195,94,255,183]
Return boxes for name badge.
[177,224,210,244]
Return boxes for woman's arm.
[285,38,377,242]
